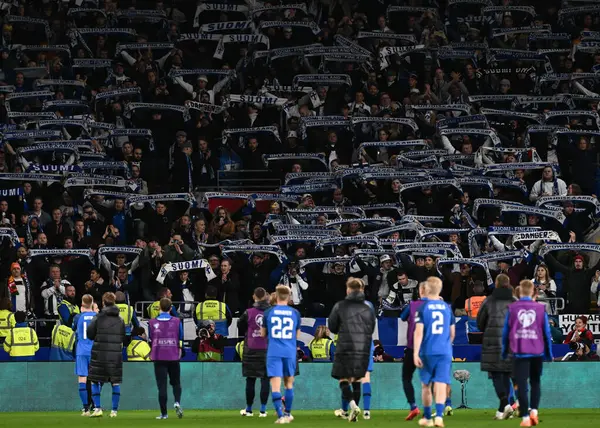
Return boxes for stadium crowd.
[0,0,599,360]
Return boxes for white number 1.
[83,321,88,340]
[432,311,444,335]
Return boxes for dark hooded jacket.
[87,304,126,384]
[477,287,516,373]
[329,291,376,380]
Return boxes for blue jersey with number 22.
[265,305,301,359]
[415,300,454,358]
[74,311,96,357]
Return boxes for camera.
[569,342,584,351]
[198,328,210,338]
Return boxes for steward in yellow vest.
[3,311,39,361]
[194,286,232,337]
[0,297,16,341]
[235,340,244,361]
[49,324,75,361]
[115,291,139,336]
[147,288,179,319]
[309,337,334,361]
[127,327,151,361]
[58,296,80,328]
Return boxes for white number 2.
[271,316,294,339]
[82,321,88,340]
[432,311,444,335]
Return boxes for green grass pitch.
[3,410,598,427]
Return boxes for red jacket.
[563,328,594,347]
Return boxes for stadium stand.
[0,0,599,361]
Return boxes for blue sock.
[509,383,515,405]
[260,403,266,413]
[342,398,349,412]
[363,383,371,411]
[410,402,417,410]
[436,403,445,418]
[424,406,432,420]
[79,382,88,410]
[445,397,452,407]
[91,383,102,409]
[284,388,294,414]
[111,384,121,411]
[272,392,283,418]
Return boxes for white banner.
[559,314,600,338]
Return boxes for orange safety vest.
[465,295,485,319]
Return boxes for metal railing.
[537,297,565,313]
[134,300,201,321]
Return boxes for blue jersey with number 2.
[74,311,96,357]
[265,305,301,359]
[415,300,454,358]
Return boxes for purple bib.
[246,307,267,350]
[406,300,425,350]
[149,317,181,361]
[507,300,546,356]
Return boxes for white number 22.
[271,316,294,339]
[432,311,444,335]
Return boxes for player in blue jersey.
[413,277,455,428]
[72,294,98,416]
[261,285,301,424]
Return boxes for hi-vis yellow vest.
[309,338,333,360]
[51,324,75,352]
[59,300,80,325]
[3,326,39,357]
[195,300,226,321]
[116,303,134,328]
[148,301,161,319]
[127,339,151,361]
[0,310,16,338]
[235,341,244,360]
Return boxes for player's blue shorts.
[75,355,91,377]
[366,342,375,372]
[267,356,297,378]
[419,354,452,385]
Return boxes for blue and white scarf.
[394,242,463,259]
[537,195,600,216]
[538,243,600,258]
[258,20,320,35]
[379,44,426,69]
[156,258,216,284]
[126,193,196,210]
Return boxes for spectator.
[207,260,240,318]
[563,315,594,348]
[529,167,568,202]
[532,264,557,314]
[545,252,600,313]
[40,265,71,320]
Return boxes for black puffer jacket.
[87,305,126,384]
[329,291,376,380]
[477,287,516,373]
